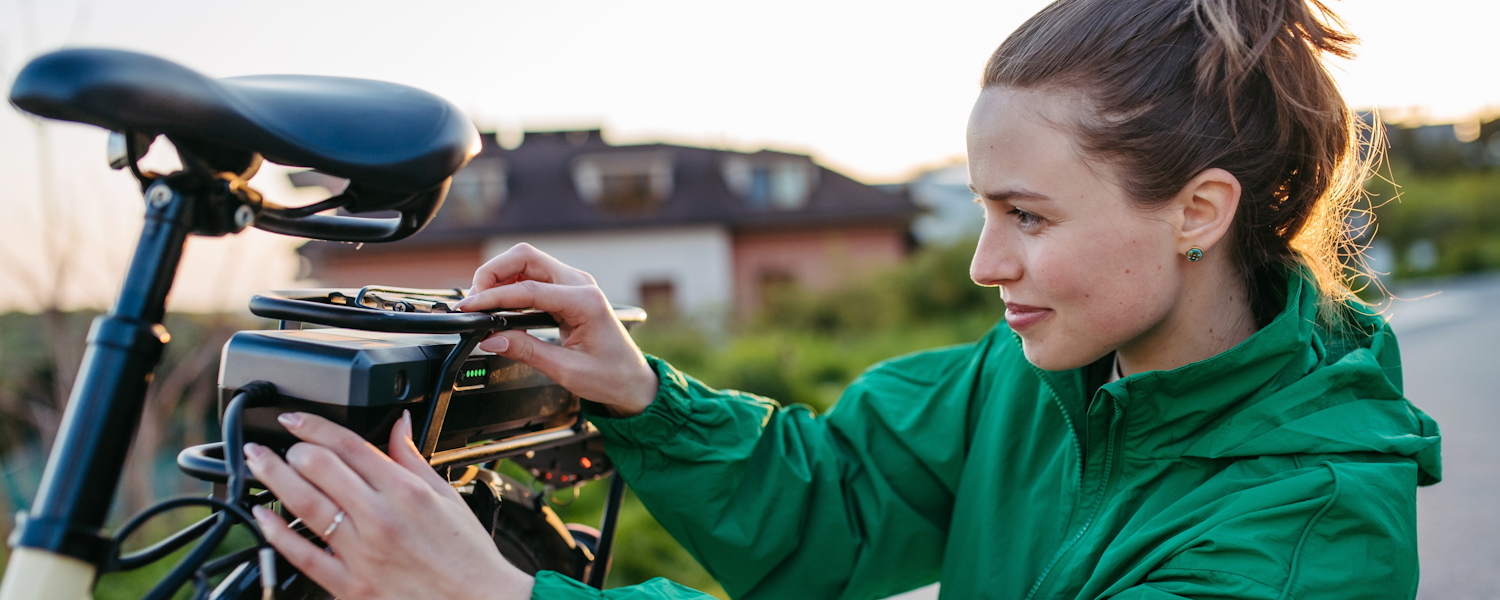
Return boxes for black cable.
[113,506,218,571]
[224,383,277,508]
[122,383,276,600]
[114,491,275,571]
[198,545,264,577]
[111,497,266,571]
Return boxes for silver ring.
[321,510,346,539]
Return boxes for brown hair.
[982,0,1374,323]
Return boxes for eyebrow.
[968,185,1051,203]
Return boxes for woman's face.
[967,87,1184,371]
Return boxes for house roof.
[298,129,917,259]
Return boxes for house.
[897,162,981,247]
[295,129,918,318]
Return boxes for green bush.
[1366,166,1500,277]
[603,239,1003,597]
[635,239,1002,414]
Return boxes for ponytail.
[983,0,1377,323]
[1192,0,1354,101]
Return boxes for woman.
[244,0,1442,598]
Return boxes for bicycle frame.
[3,47,632,599]
[1,166,631,600]
[1,169,230,599]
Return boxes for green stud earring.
[1186,247,1204,262]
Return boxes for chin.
[1019,337,1106,372]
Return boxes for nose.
[970,220,1023,287]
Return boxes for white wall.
[482,225,733,317]
[908,162,981,247]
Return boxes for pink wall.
[731,224,908,315]
[310,224,909,315]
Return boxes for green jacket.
[532,271,1442,600]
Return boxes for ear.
[1171,167,1240,253]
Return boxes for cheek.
[1090,236,1170,303]
[1031,230,1177,344]
[1034,231,1166,302]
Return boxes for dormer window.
[722,155,818,210]
[572,151,674,213]
[446,157,506,222]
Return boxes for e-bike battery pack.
[218,327,578,454]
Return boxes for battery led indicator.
[455,362,490,391]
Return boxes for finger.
[469,243,595,294]
[278,412,409,493]
[251,505,354,594]
[387,410,463,502]
[458,280,611,323]
[478,330,572,382]
[283,442,381,526]
[244,443,359,548]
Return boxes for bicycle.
[0,48,637,600]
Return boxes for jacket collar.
[1026,265,1431,467]
[1098,269,1323,457]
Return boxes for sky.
[0,0,1491,313]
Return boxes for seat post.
[10,177,197,574]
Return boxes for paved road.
[1388,274,1500,600]
[888,274,1500,600]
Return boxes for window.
[599,172,657,212]
[573,152,674,214]
[445,157,506,222]
[638,279,677,317]
[748,167,772,209]
[722,154,818,210]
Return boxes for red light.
[580,457,593,469]
[544,472,553,480]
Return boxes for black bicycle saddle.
[8,48,479,193]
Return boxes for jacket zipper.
[1023,397,1122,600]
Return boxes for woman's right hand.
[453,243,658,417]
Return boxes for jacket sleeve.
[1109,460,1421,600]
[531,571,718,599]
[546,339,992,600]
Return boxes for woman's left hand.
[244,411,533,600]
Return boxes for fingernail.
[251,504,272,524]
[243,442,268,462]
[452,297,471,311]
[400,409,413,439]
[479,335,509,353]
[277,412,304,430]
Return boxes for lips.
[1004,302,1052,331]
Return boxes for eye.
[1009,207,1044,229]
